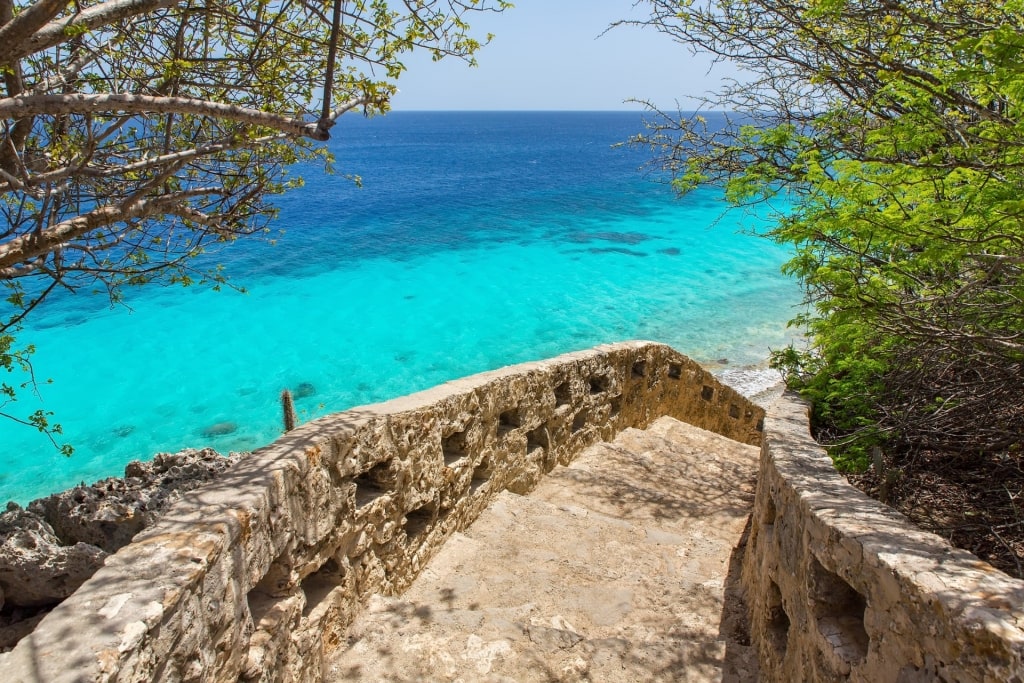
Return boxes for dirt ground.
[848,447,1024,579]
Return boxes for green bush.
[636,0,1024,463]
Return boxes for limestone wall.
[743,394,1024,682]
[1,341,762,683]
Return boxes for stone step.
[327,417,761,682]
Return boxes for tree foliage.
[0,0,509,446]
[632,0,1024,466]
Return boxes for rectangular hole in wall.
[667,363,682,380]
[810,555,869,665]
[729,403,740,419]
[442,428,470,466]
[763,492,778,526]
[766,578,790,657]
[609,396,622,418]
[588,374,610,395]
[554,381,572,407]
[756,418,765,432]
[497,408,522,438]
[526,425,548,455]
[247,588,277,629]
[469,456,492,494]
[354,461,394,508]
[700,385,715,401]
[571,409,588,433]
[631,360,647,378]
[405,504,435,542]
[300,558,346,618]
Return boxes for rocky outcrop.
[0,448,241,651]
[0,507,107,609]
[28,448,242,553]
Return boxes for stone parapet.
[1,341,761,682]
[743,393,1024,682]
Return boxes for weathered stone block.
[743,394,1024,683]
[0,342,764,682]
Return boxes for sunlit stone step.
[327,416,760,682]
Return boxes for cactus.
[281,389,296,433]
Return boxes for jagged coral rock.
[28,447,242,553]
[0,448,241,619]
[0,507,107,608]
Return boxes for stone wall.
[743,394,1024,682]
[1,341,762,683]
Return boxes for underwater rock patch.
[566,230,652,245]
[201,421,237,437]
[112,425,134,438]
[587,247,648,257]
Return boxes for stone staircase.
[8,345,1016,682]
[327,416,761,682]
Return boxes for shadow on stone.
[719,516,760,682]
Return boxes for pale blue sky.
[391,0,739,111]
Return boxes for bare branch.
[0,0,67,63]
[0,92,358,140]
[0,187,221,273]
[3,0,179,63]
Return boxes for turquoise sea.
[0,111,801,504]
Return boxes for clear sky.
[390,0,740,111]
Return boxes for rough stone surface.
[4,346,1017,683]
[0,447,241,652]
[28,447,243,553]
[0,341,763,683]
[327,416,760,682]
[743,394,1024,683]
[0,508,107,609]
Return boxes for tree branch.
[0,0,180,63]
[0,0,67,64]
[0,187,221,274]
[0,92,374,140]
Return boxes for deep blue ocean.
[0,111,801,504]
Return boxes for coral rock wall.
[744,394,1024,683]
[1,341,761,683]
